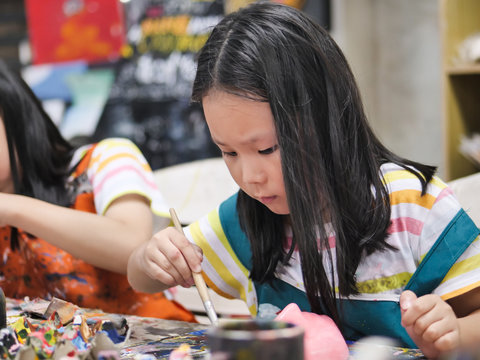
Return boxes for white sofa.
[153,157,238,225]
[449,172,480,227]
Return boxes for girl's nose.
[242,161,266,184]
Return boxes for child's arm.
[127,227,203,293]
[400,288,480,358]
[0,192,153,274]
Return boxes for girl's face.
[203,90,289,215]
[0,117,13,193]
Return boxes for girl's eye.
[259,144,279,155]
[222,151,237,157]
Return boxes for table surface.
[119,316,428,360]
[5,297,427,360]
[120,315,209,359]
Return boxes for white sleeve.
[86,138,170,220]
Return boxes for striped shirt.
[184,163,480,316]
[0,137,196,320]
[70,137,170,220]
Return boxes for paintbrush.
[169,208,219,326]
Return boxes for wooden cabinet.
[440,0,480,180]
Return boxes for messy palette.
[2,297,209,360]
[2,297,128,359]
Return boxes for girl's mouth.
[259,196,276,204]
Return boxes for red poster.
[25,0,126,65]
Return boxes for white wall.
[331,0,444,176]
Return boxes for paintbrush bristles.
[169,208,218,325]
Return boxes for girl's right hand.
[132,227,204,289]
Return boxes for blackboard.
[93,0,223,170]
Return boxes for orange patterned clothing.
[0,139,195,322]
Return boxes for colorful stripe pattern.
[184,163,480,315]
[69,138,170,219]
[184,212,258,315]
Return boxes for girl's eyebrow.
[212,138,225,146]
[213,135,272,147]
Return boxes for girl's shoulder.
[91,137,144,157]
[73,137,167,217]
[379,162,449,197]
[69,138,147,174]
[88,138,150,172]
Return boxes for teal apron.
[219,193,480,348]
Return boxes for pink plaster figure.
[169,344,193,360]
[275,303,349,360]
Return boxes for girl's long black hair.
[192,2,436,324]
[0,60,74,248]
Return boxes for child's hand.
[400,290,460,358]
[133,227,204,289]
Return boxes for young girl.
[0,60,194,321]
[127,2,480,356]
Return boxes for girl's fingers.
[192,243,204,259]
[410,305,446,336]
[400,290,417,312]
[168,229,203,273]
[419,316,452,343]
[161,240,196,282]
[434,329,460,353]
[146,227,203,284]
[144,246,186,286]
[401,294,437,327]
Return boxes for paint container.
[206,320,304,360]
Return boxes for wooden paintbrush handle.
[192,272,209,301]
[169,209,209,300]
[169,208,184,233]
[169,208,218,325]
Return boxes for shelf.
[446,64,480,75]
[441,0,480,180]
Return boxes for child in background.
[0,60,194,322]
[127,2,480,357]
